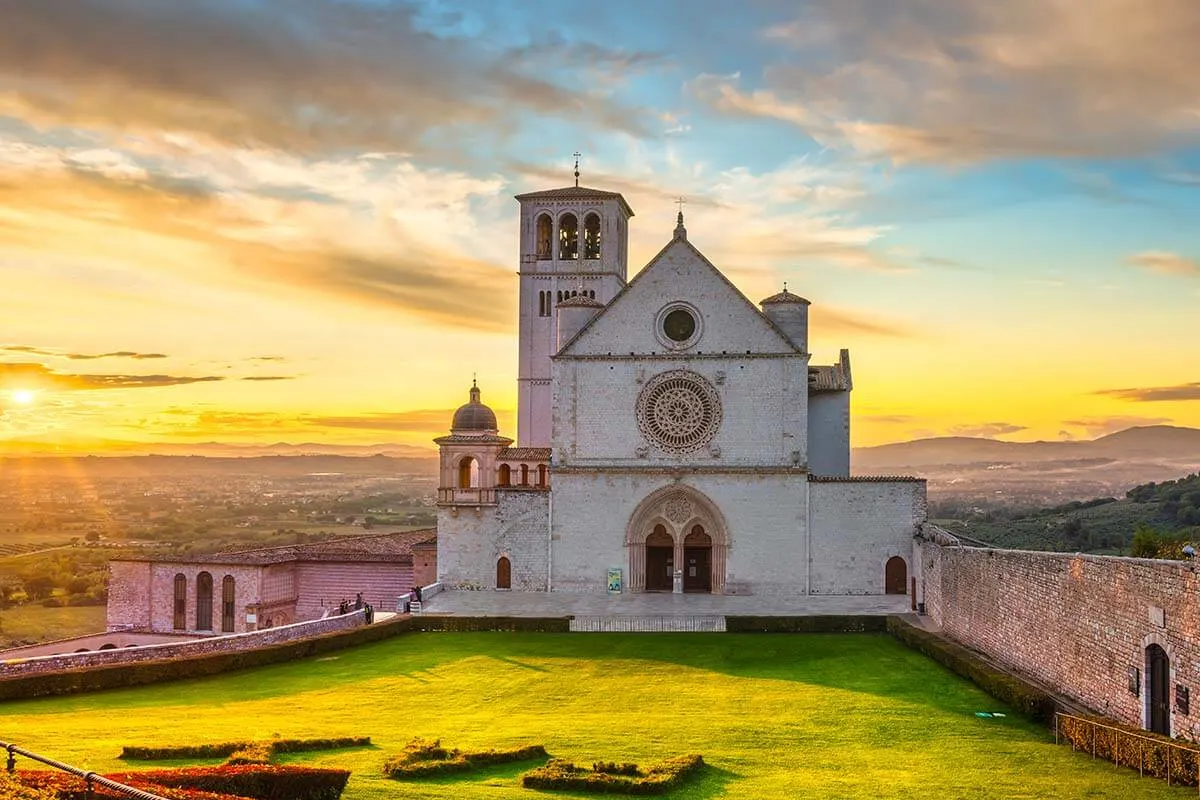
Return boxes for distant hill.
[854,425,1200,468]
[854,426,1200,506]
[0,453,437,478]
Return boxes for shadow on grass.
[496,763,739,799]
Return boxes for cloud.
[0,361,222,390]
[694,0,1200,165]
[308,410,465,432]
[241,376,295,381]
[67,351,168,360]
[1063,415,1175,436]
[1095,383,1200,402]
[811,307,916,338]
[1127,251,1200,278]
[250,356,285,362]
[0,149,518,332]
[860,414,917,425]
[947,422,1028,437]
[0,0,653,154]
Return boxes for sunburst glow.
[10,389,37,405]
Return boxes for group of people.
[336,592,374,623]
[402,585,423,614]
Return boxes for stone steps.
[568,615,726,633]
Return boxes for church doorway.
[496,556,512,590]
[683,526,712,593]
[645,525,674,592]
[1147,644,1170,735]
[885,556,908,595]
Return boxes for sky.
[0,0,1197,452]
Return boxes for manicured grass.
[0,633,1190,798]
[0,604,107,647]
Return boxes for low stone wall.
[919,540,1200,738]
[0,610,367,677]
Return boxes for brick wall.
[921,542,1200,738]
[1,610,367,678]
[294,560,413,618]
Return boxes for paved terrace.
[423,590,910,617]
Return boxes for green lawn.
[0,633,1188,799]
[0,604,107,648]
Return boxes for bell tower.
[513,170,633,447]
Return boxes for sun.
[10,389,37,405]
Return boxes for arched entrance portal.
[626,486,728,594]
[645,525,674,592]
[683,526,712,593]
[885,556,908,595]
[1147,644,1170,735]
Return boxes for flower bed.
[521,755,704,795]
[383,738,548,778]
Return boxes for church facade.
[435,183,925,597]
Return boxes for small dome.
[760,288,810,306]
[451,382,498,432]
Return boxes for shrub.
[383,739,548,779]
[16,772,244,800]
[0,772,59,800]
[887,617,1057,723]
[592,762,640,776]
[225,743,273,766]
[521,755,704,795]
[107,765,350,800]
[725,615,886,633]
[410,616,569,633]
[1058,714,1200,785]
[121,737,372,761]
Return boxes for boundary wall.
[1,610,366,678]
[919,537,1200,739]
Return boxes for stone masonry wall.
[809,479,925,595]
[921,542,1200,738]
[2,609,367,678]
[437,490,549,591]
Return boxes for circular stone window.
[654,302,702,350]
[636,370,722,454]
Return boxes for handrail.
[1053,712,1200,791]
[2,740,170,800]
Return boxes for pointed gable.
[559,237,800,357]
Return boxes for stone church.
[436,181,926,597]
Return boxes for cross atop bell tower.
[512,172,635,447]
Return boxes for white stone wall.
[550,472,808,595]
[553,356,809,468]
[808,480,926,595]
[437,490,550,591]
[807,391,850,477]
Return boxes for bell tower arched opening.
[458,456,480,489]
[558,213,579,260]
[584,212,601,259]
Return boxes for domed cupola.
[451,380,498,434]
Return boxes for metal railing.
[2,740,169,800]
[1054,712,1200,791]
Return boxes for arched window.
[520,463,529,486]
[222,575,236,632]
[571,290,577,298]
[584,213,601,259]
[458,456,480,489]
[535,213,553,259]
[196,571,213,631]
[498,463,511,486]
[557,290,563,303]
[537,464,547,486]
[588,290,595,299]
[173,573,186,630]
[496,556,512,589]
[559,213,578,260]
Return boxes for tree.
[21,575,56,601]
[84,530,101,543]
[1130,524,1161,558]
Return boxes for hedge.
[521,755,704,795]
[1058,714,1200,785]
[122,737,372,761]
[725,615,887,633]
[0,772,58,800]
[224,744,273,766]
[16,772,245,800]
[886,617,1057,723]
[409,616,569,633]
[383,739,548,778]
[106,765,350,800]
[0,617,416,701]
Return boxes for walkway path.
[422,591,910,618]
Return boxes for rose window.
[636,370,722,454]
